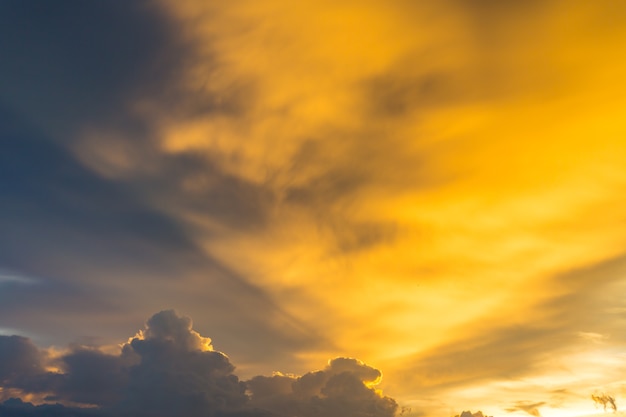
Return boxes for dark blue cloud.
[0,0,318,368]
[0,85,309,363]
[0,0,205,297]
[0,398,105,417]
[0,311,397,417]
[0,336,45,384]
[0,103,199,261]
[0,102,209,331]
[0,0,193,133]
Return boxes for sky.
[1,1,626,416]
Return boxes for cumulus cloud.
[133,309,214,351]
[246,357,396,417]
[0,310,397,417]
[0,335,52,400]
[0,336,45,383]
[49,347,135,406]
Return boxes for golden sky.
[72,1,626,415]
[2,1,626,416]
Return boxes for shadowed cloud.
[0,310,396,417]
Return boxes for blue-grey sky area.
[0,0,315,356]
[2,1,626,417]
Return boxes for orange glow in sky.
[78,1,626,415]
[2,1,626,416]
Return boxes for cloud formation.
[0,310,396,417]
[246,357,395,417]
[505,401,546,417]
[2,1,626,416]
[0,336,46,391]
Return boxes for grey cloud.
[0,103,317,361]
[0,336,45,384]
[246,374,294,399]
[0,0,263,229]
[0,398,105,417]
[138,151,278,231]
[247,357,397,417]
[0,310,396,417]
[119,353,244,415]
[0,1,294,361]
[48,348,139,407]
[0,0,201,137]
[0,310,247,416]
[141,309,212,351]
[0,101,213,341]
[326,357,382,384]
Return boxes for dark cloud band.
[0,310,397,417]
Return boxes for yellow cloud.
[70,0,626,414]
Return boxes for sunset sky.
[2,1,626,416]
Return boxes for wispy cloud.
[592,393,617,413]
[506,401,546,417]
[0,270,39,286]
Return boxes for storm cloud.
[246,357,396,417]
[0,310,397,417]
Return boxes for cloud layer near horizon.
[0,310,397,417]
